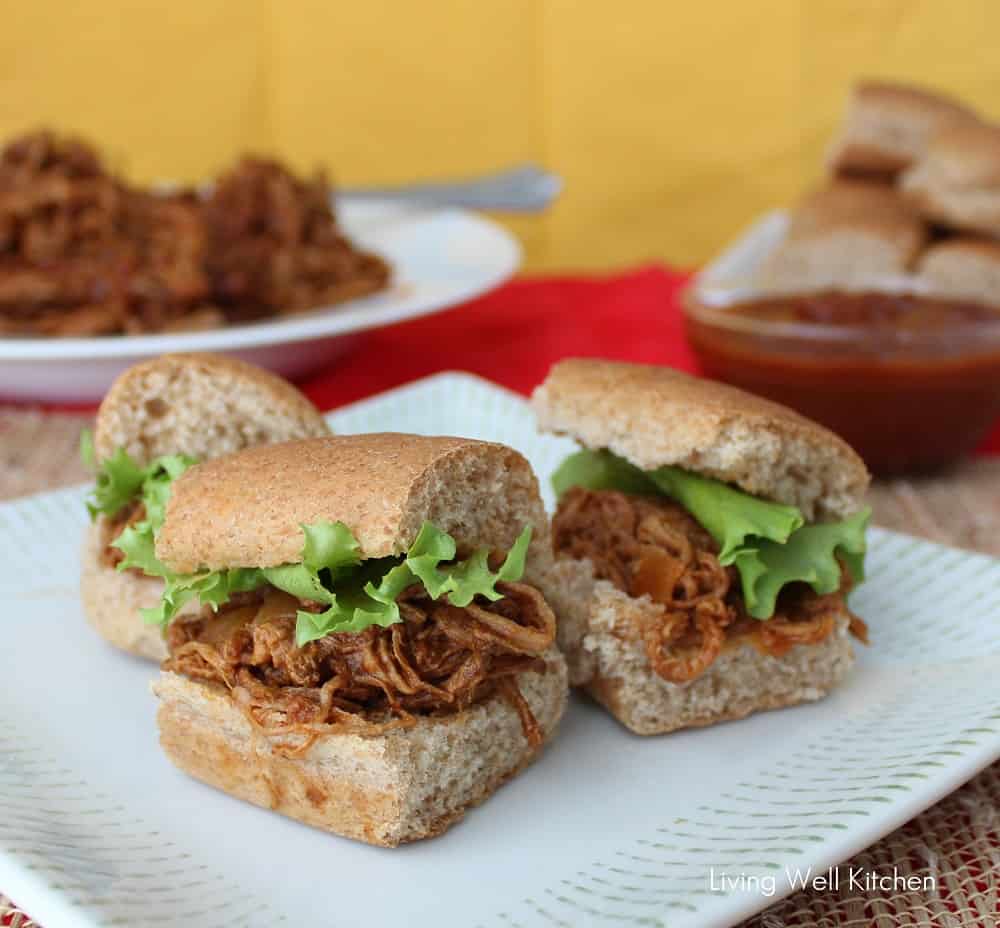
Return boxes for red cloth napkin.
[302,264,1000,455]
[7,263,1000,455]
[302,265,696,407]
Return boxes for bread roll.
[902,121,1000,237]
[755,182,927,294]
[154,653,567,847]
[532,358,869,521]
[827,81,979,179]
[916,238,1000,306]
[156,433,550,572]
[82,353,330,660]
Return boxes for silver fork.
[337,164,562,212]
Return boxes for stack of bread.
[757,81,1000,306]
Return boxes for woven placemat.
[1,408,998,928]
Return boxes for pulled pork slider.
[80,353,330,660]
[533,359,871,736]
[148,434,568,847]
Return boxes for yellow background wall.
[2,1,998,270]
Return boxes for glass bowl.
[682,289,1000,477]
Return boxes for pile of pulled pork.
[0,131,388,336]
[552,487,867,684]
[165,584,556,750]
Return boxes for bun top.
[850,81,977,122]
[532,359,869,520]
[826,81,979,177]
[93,353,330,465]
[904,121,1000,190]
[789,182,924,244]
[156,433,546,573]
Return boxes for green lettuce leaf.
[81,427,196,525]
[79,428,97,471]
[141,518,534,647]
[295,522,534,645]
[404,521,531,607]
[108,456,196,577]
[552,448,868,619]
[293,558,412,645]
[114,521,163,576]
[553,450,802,558]
[141,567,261,627]
[645,466,803,562]
[141,518,369,629]
[552,448,659,499]
[82,441,146,521]
[736,509,870,618]
[80,432,197,611]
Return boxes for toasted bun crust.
[93,352,330,465]
[544,556,855,734]
[827,81,979,177]
[902,122,1000,235]
[789,182,926,242]
[909,121,1000,187]
[583,584,856,734]
[80,521,199,660]
[532,359,869,520]
[85,353,329,657]
[756,182,926,292]
[153,651,568,846]
[916,238,1000,306]
[156,434,548,573]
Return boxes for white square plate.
[1,372,998,928]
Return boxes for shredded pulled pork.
[0,132,389,336]
[0,132,215,336]
[552,487,865,684]
[165,582,556,752]
[204,157,390,320]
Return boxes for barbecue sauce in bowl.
[684,291,1000,477]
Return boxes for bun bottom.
[559,576,856,736]
[80,521,170,661]
[152,650,568,847]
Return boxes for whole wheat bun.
[546,560,855,733]
[827,81,979,179]
[156,433,549,573]
[153,649,567,846]
[755,182,927,293]
[589,613,854,735]
[79,522,200,660]
[82,554,175,661]
[84,353,331,660]
[532,358,870,521]
[916,238,1000,306]
[901,121,1000,237]
[93,352,330,465]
